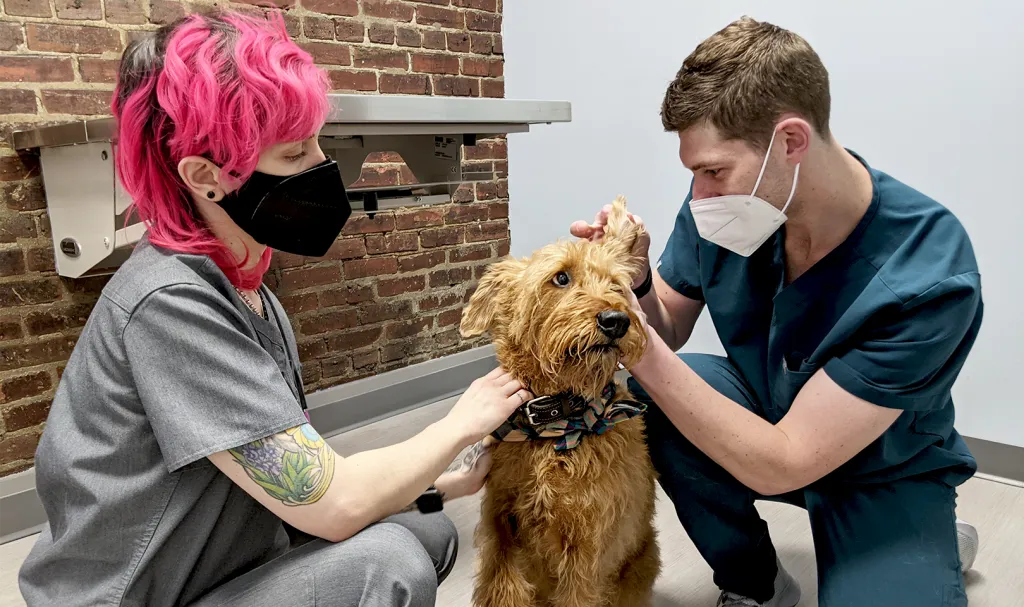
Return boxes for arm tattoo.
[228,424,335,506]
[444,440,487,474]
[398,441,488,513]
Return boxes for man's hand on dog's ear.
[621,212,652,290]
[570,204,653,289]
[569,206,610,242]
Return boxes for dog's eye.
[552,271,571,288]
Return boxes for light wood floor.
[1,397,1022,606]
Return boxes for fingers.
[509,388,533,406]
[625,287,642,311]
[569,221,605,241]
[625,289,649,327]
[571,206,619,242]
[569,220,594,238]
[500,377,523,396]
[486,368,517,387]
[593,208,610,233]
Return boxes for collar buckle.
[521,393,589,426]
[522,396,562,425]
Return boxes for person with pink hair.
[18,10,532,606]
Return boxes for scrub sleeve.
[123,283,308,472]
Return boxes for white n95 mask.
[689,127,800,257]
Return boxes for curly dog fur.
[460,197,661,607]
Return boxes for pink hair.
[112,10,330,289]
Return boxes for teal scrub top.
[658,151,982,486]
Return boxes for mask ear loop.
[754,126,801,224]
[777,164,800,221]
[749,127,779,198]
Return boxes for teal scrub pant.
[629,353,969,607]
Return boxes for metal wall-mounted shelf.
[10,94,571,279]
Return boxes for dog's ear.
[460,257,526,337]
[602,195,645,259]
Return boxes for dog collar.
[513,390,590,427]
[491,382,647,451]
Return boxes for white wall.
[503,1,1024,448]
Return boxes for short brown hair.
[661,16,831,149]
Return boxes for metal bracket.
[37,142,116,278]
[9,94,571,279]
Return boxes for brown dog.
[459,197,660,607]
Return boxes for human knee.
[430,514,458,584]
[331,523,438,607]
[679,353,763,414]
[678,352,721,365]
[678,352,732,383]
[377,524,438,604]
[630,356,732,476]
[378,511,459,584]
[628,353,730,403]
[410,512,458,584]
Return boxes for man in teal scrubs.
[572,17,982,607]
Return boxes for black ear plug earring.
[206,191,215,199]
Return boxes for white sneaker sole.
[770,560,801,607]
[717,560,801,607]
[957,519,979,572]
[775,578,801,607]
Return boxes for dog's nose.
[596,310,630,340]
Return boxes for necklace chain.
[234,286,265,320]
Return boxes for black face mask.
[217,158,352,257]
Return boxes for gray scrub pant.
[188,512,458,606]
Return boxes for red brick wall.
[0,0,509,476]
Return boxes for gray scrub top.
[18,237,310,606]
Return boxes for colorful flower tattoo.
[228,424,335,506]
